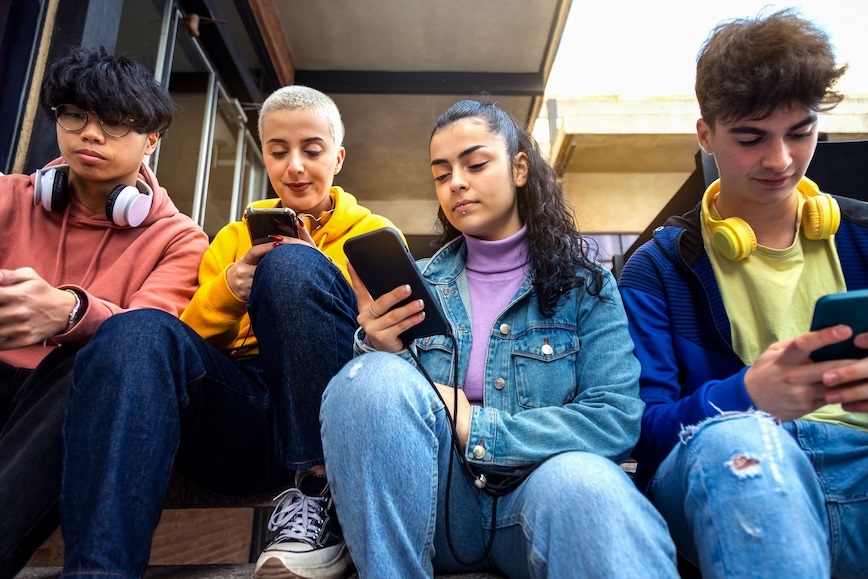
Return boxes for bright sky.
[546,1,868,97]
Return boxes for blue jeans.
[651,411,868,579]
[320,352,678,578]
[61,245,358,578]
[0,346,79,578]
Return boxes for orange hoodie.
[0,158,209,369]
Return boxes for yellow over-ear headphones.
[702,177,841,261]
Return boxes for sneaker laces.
[267,488,327,545]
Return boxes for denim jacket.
[355,236,644,468]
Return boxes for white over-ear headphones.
[34,164,153,227]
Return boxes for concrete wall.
[373,96,868,237]
[564,172,689,233]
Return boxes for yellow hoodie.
[180,186,398,353]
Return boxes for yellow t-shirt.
[703,188,867,432]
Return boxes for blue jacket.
[357,235,644,468]
[618,195,868,490]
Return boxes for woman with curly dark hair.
[430,99,605,317]
[319,100,677,577]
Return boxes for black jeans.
[0,346,80,579]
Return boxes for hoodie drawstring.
[80,228,113,287]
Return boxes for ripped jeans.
[651,411,868,579]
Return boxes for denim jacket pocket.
[512,329,579,409]
[415,334,456,385]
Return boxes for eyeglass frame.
[51,104,137,138]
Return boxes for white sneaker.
[253,471,351,579]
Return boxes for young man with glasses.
[0,46,208,577]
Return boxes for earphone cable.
[407,329,546,567]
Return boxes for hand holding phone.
[810,289,868,362]
[344,228,450,347]
[244,207,299,245]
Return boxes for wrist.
[61,289,83,334]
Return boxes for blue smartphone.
[809,289,868,362]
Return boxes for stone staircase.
[18,464,655,578]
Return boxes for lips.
[76,149,106,162]
[756,179,789,188]
[755,175,792,187]
[454,199,476,212]
[284,182,311,193]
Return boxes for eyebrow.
[265,136,327,145]
[728,114,818,136]
[430,144,485,167]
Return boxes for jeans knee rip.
[736,513,763,537]
[677,408,777,443]
[347,360,363,379]
[678,409,786,489]
[725,453,762,478]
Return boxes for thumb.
[243,243,272,265]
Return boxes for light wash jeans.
[320,352,678,578]
[651,411,868,579]
[61,245,358,578]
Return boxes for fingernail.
[270,235,283,242]
[402,284,411,295]
[826,392,842,404]
[273,242,280,248]
[416,299,424,309]
[824,371,841,386]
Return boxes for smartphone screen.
[809,288,868,361]
[344,228,450,345]
[244,207,299,245]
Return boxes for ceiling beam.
[294,70,546,96]
[247,0,295,86]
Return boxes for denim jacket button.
[499,323,510,335]
[494,377,506,390]
[472,445,486,459]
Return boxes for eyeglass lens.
[54,104,133,137]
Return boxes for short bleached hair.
[258,85,344,148]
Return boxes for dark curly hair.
[40,45,175,136]
[696,8,848,126]
[430,100,605,317]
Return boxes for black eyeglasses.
[51,104,136,138]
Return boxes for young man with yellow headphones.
[619,9,868,577]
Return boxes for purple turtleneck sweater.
[463,226,530,403]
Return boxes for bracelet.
[63,289,82,333]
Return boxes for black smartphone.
[244,207,299,245]
[344,227,450,345]
[809,288,868,362]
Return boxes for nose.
[285,151,304,175]
[762,138,792,173]
[450,167,468,192]
[79,116,106,142]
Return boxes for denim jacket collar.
[419,235,534,298]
